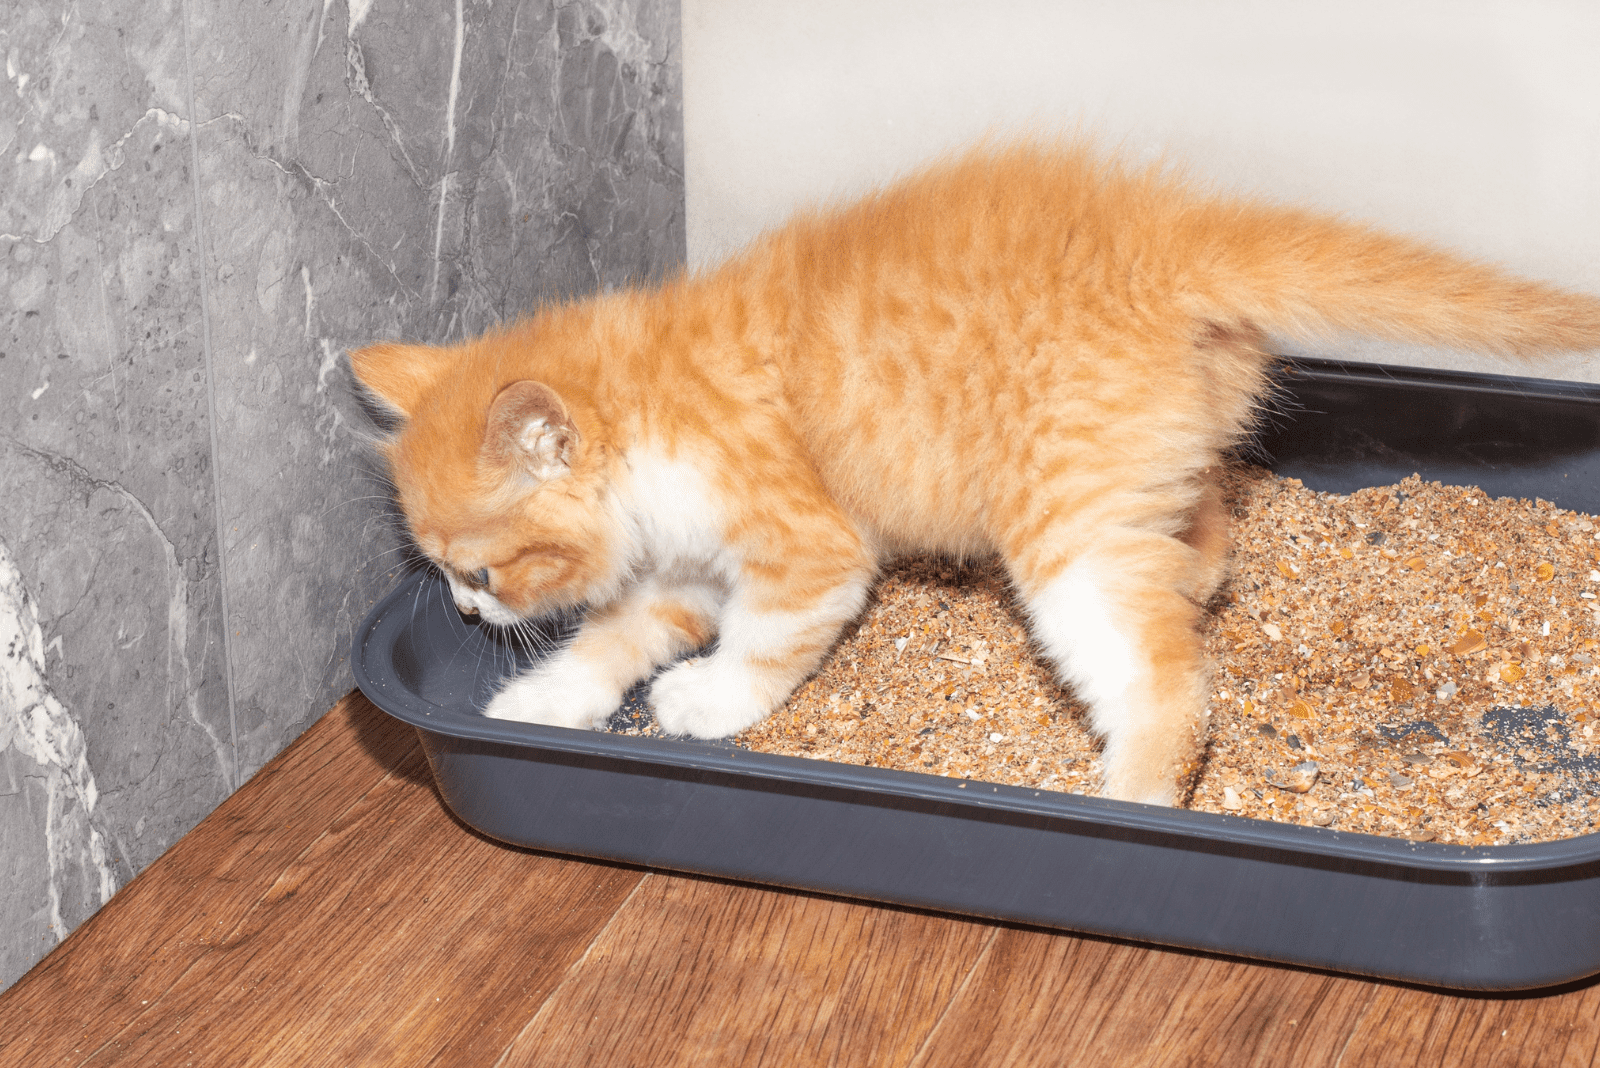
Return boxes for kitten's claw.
[483,651,621,730]
[650,657,771,738]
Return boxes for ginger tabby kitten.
[352,143,1600,805]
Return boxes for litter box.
[353,356,1600,991]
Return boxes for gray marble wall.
[1,0,684,990]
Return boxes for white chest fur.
[611,449,734,581]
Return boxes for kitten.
[352,143,1600,805]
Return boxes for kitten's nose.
[456,602,478,616]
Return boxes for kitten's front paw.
[483,651,621,730]
[650,656,773,738]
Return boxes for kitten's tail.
[1188,201,1600,358]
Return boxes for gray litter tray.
[352,357,1600,991]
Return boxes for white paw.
[650,656,773,739]
[482,650,621,730]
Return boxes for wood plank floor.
[3,692,1598,1067]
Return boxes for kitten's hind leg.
[1178,470,1230,604]
[484,575,720,729]
[1014,529,1212,805]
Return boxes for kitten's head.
[351,337,622,625]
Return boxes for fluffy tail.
[1184,200,1600,358]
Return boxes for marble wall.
[1,0,684,990]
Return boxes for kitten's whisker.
[408,566,428,633]
[360,543,417,564]
[434,578,495,688]
[318,494,399,519]
[354,544,423,575]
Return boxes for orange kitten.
[352,143,1600,805]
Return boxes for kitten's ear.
[483,380,580,482]
[349,342,455,419]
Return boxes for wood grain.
[910,926,1600,1068]
[909,927,1381,1068]
[497,873,996,1068]
[0,694,644,1067]
[4,689,1598,1067]
[1334,982,1600,1067]
[0,693,413,1065]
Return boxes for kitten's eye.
[467,567,490,588]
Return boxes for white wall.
[682,0,1600,380]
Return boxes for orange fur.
[352,142,1600,804]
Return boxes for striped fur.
[352,142,1600,804]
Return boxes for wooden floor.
[4,694,1599,1067]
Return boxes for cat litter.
[733,467,1600,846]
